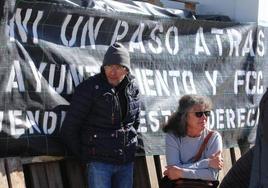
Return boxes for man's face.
[104,64,128,87]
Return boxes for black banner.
[0,0,267,156]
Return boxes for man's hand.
[208,151,223,169]
[163,165,183,180]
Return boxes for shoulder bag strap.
[192,131,214,162]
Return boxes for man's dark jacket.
[61,70,140,164]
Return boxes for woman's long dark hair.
[162,95,212,137]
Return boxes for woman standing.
[163,95,223,183]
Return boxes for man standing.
[61,42,140,188]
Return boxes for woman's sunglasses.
[194,111,211,118]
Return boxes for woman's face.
[186,104,210,133]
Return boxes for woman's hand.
[208,151,223,169]
[163,165,183,180]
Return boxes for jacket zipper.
[115,92,122,124]
[111,88,116,125]
[123,83,130,123]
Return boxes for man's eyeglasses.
[193,111,211,118]
[104,65,126,71]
